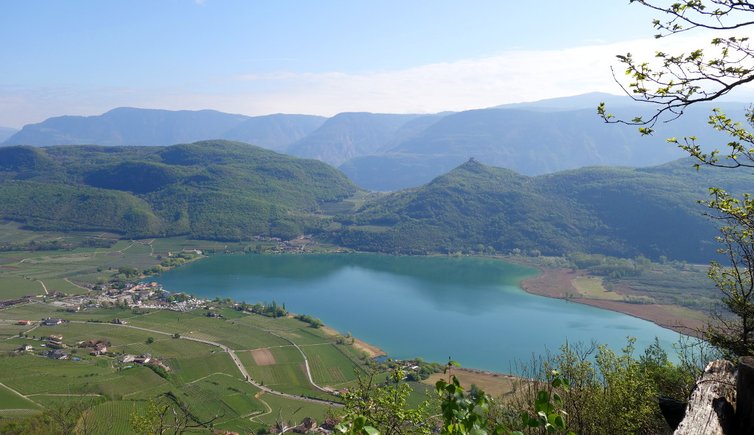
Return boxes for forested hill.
[332,158,750,263]
[0,141,359,239]
[1,141,749,262]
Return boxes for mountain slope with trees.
[333,158,749,262]
[340,102,747,190]
[0,141,359,240]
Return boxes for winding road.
[70,321,343,408]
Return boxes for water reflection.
[156,253,683,373]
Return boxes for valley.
[0,216,717,432]
[0,125,736,432]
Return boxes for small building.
[90,342,108,356]
[121,354,136,363]
[133,354,151,364]
[292,417,318,433]
[111,318,128,325]
[18,344,33,352]
[16,320,31,326]
[47,349,69,360]
[42,318,64,326]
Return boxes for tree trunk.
[737,356,754,435]
[675,360,736,435]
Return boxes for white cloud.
[227,34,730,116]
[2,34,752,127]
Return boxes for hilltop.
[0,141,359,240]
[333,158,748,263]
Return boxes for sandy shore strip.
[320,325,387,358]
[519,267,705,337]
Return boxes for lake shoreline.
[320,325,387,358]
[518,266,705,338]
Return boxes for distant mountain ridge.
[3,108,325,150]
[5,93,751,191]
[0,127,17,143]
[286,112,422,166]
[339,102,748,190]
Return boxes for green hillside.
[1,141,747,263]
[0,141,359,240]
[333,158,741,262]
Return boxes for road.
[71,321,343,408]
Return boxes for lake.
[155,253,683,374]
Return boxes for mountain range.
[4,93,749,191]
[4,108,325,152]
[1,140,750,263]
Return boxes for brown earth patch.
[251,348,276,366]
[520,268,705,338]
[519,268,580,298]
[422,368,521,398]
[321,325,386,358]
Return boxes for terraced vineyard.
[0,301,367,433]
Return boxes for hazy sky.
[1,1,751,127]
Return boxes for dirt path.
[37,280,48,295]
[247,391,273,424]
[69,321,343,407]
[0,382,42,408]
[116,241,135,254]
[63,278,89,292]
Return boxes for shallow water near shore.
[155,253,683,373]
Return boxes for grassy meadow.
[0,223,376,431]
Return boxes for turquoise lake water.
[155,253,683,373]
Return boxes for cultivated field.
[0,297,364,432]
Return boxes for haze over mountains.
[0,127,17,143]
[3,93,748,190]
[4,108,326,152]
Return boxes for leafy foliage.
[602,0,754,359]
[336,369,432,434]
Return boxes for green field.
[252,392,333,428]
[0,277,44,299]
[0,383,41,416]
[0,223,244,300]
[80,400,147,435]
[302,343,361,388]
[0,227,373,433]
[0,298,361,432]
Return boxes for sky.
[1,0,752,128]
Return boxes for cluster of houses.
[94,281,207,312]
[13,316,166,367]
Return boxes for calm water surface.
[155,253,682,373]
